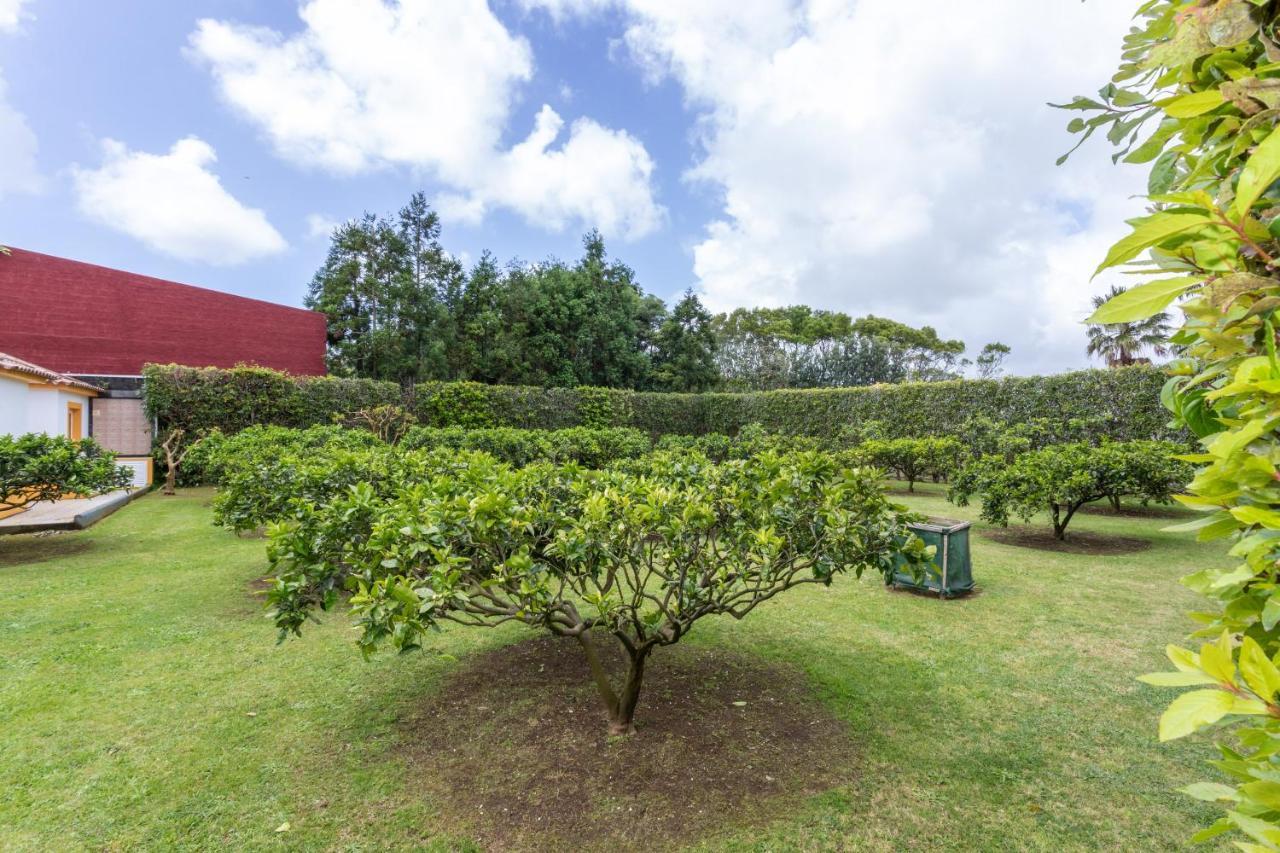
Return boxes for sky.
[0,0,1151,375]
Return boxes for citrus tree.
[1064,1,1280,844]
[0,434,132,511]
[263,450,931,734]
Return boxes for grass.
[0,484,1234,851]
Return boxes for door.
[67,402,83,440]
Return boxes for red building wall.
[0,248,327,376]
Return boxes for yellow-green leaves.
[1232,129,1280,219]
[1086,277,1202,323]
[1159,689,1237,740]
[1093,212,1213,277]
[1239,637,1280,703]
[1161,89,1226,117]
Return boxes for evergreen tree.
[651,290,720,391]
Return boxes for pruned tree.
[0,434,132,511]
[260,450,930,734]
[337,405,417,445]
[157,428,206,496]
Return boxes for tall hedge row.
[143,363,1174,442]
[142,365,402,433]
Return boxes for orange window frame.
[67,402,83,440]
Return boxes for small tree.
[337,405,417,445]
[157,428,205,496]
[0,434,132,511]
[263,451,930,734]
[950,442,1184,541]
[859,437,962,492]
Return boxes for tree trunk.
[1109,494,1121,512]
[163,465,177,496]
[574,631,650,735]
[610,649,649,735]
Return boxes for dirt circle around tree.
[397,635,859,850]
[981,526,1151,556]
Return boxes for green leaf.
[1239,636,1280,701]
[1161,89,1227,117]
[1182,781,1240,802]
[1094,213,1213,277]
[1158,689,1236,740]
[1234,129,1280,219]
[1138,671,1221,687]
[1086,277,1202,323]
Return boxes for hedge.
[143,363,1175,443]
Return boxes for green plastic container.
[888,518,974,598]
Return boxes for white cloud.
[305,213,341,240]
[0,72,39,198]
[189,0,663,239]
[535,0,1151,374]
[437,104,663,237]
[0,0,31,32]
[71,136,287,265]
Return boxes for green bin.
[888,518,974,598]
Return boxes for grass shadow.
[0,534,95,568]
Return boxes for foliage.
[712,315,970,392]
[976,342,1011,379]
[856,437,964,492]
[142,364,401,435]
[950,442,1189,540]
[1086,285,1172,367]
[263,450,931,733]
[401,426,652,469]
[0,434,132,509]
[1062,1,1280,844]
[145,363,1178,446]
[649,289,720,392]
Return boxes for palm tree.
[1086,284,1171,367]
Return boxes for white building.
[0,351,100,439]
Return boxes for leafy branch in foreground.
[1062,1,1280,846]
[0,434,131,510]
[259,450,931,734]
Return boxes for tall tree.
[1085,285,1169,367]
[650,290,720,392]
[975,342,1011,379]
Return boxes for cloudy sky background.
[0,0,1148,374]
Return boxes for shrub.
[145,363,1175,445]
[950,442,1188,540]
[401,426,652,469]
[0,434,132,510]
[263,451,932,734]
[857,437,964,492]
[336,405,417,445]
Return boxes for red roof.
[0,248,327,376]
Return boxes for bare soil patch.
[982,526,1151,556]
[398,635,858,851]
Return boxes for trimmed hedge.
[401,426,652,468]
[144,363,1175,443]
[142,364,401,434]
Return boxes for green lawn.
[0,485,1234,851]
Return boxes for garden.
[0,363,1223,850]
[13,1,1280,849]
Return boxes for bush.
[263,450,932,734]
[0,434,132,510]
[857,437,963,492]
[142,364,401,434]
[949,441,1189,540]
[144,364,1176,445]
[401,426,652,469]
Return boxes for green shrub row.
[144,364,1175,442]
[401,426,652,469]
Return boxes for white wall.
[0,375,92,438]
[0,374,25,435]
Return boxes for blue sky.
[0,0,1152,374]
